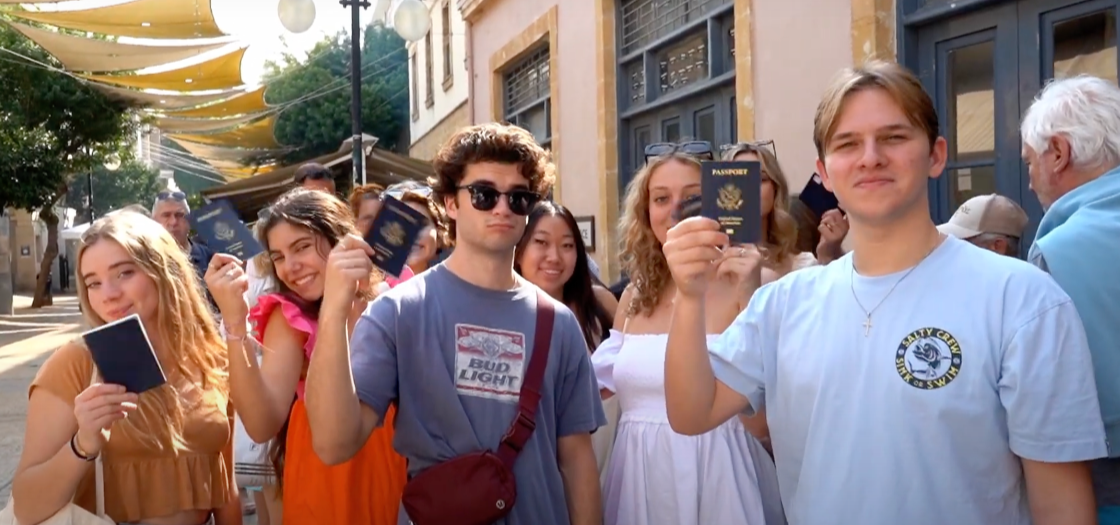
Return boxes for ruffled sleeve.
[249,293,317,360]
[590,330,625,393]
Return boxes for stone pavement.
[0,295,259,523]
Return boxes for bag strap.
[87,365,105,518]
[495,290,555,467]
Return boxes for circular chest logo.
[895,327,962,390]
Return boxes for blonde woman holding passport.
[204,188,407,525]
[11,211,240,525]
[590,145,785,525]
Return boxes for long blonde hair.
[76,211,228,451]
[721,143,798,264]
[619,153,702,318]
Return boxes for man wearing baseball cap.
[937,194,1028,257]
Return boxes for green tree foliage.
[0,24,138,306]
[266,23,409,163]
[64,161,163,220]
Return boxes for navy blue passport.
[365,195,426,278]
[701,161,761,244]
[189,199,264,260]
[83,314,167,394]
[799,173,841,218]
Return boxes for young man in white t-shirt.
[662,61,1107,525]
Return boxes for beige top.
[29,343,233,523]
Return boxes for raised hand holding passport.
[663,217,729,298]
[322,234,375,310]
[73,382,138,457]
[716,244,765,299]
[204,253,250,327]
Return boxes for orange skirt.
[282,398,407,525]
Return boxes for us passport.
[83,314,167,394]
[189,199,264,260]
[701,161,761,244]
[799,173,841,218]
[365,195,426,278]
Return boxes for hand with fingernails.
[818,209,849,246]
[663,217,763,299]
[73,382,139,458]
[204,254,250,331]
[322,234,376,311]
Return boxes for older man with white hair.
[1021,74,1120,524]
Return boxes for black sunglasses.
[720,139,778,157]
[156,191,187,202]
[458,184,541,216]
[384,180,433,200]
[644,141,714,163]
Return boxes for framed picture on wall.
[574,215,595,253]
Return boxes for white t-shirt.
[710,236,1108,525]
[245,260,277,310]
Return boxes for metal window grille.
[619,0,730,55]
[504,46,550,115]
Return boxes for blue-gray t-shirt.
[350,264,606,525]
[710,236,1108,525]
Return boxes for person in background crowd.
[12,211,239,525]
[293,163,337,195]
[384,181,446,275]
[152,191,214,286]
[348,183,385,237]
[1020,74,1120,525]
[246,209,279,310]
[593,142,784,525]
[305,123,605,525]
[937,194,1028,257]
[662,60,1105,525]
[205,189,407,525]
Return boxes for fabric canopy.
[154,112,270,133]
[171,137,288,162]
[219,164,277,179]
[81,46,247,92]
[0,0,72,3]
[159,85,270,118]
[6,22,229,73]
[169,114,283,149]
[10,0,224,39]
[87,81,246,110]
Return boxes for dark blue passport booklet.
[83,314,167,394]
[189,199,264,260]
[701,160,761,245]
[365,195,426,278]
[799,173,841,218]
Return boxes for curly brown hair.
[430,123,555,240]
[619,153,702,318]
[399,190,450,248]
[721,143,798,264]
[347,183,385,216]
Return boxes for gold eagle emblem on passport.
[382,221,407,246]
[717,183,743,211]
[214,221,235,241]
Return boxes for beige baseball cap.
[937,194,1029,239]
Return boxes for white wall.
[408,0,470,147]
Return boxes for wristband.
[70,433,97,461]
[219,319,251,342]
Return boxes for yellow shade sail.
[220,164,277,178]
[81,46,247,92]
[169,114,283,149]
[6,22,228,73]
[155,112,270,133]
[170,137,288,162]
[161,85,270,118]
[87,81,246,110]
[9,0,224,39]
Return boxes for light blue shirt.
[710,236,1107,525]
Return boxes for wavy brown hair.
[430,123,555,240]
[347,183,385,216]
[400,190,450,249]
[721,144,798,264]
[76,211,229,451]
[619,153,702,318]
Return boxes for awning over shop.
[171,138,288,163]
[168,114,283,149]
[202,145,433,220]
[5,22,229,73]
[160,85,270,118]
[155,112,270,133]
[87,82,247,110]
[81,46,248,92]
[219,164,278,179]
[10,0,225,39]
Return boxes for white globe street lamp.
[390,0,430,43]
[278,0,317,34]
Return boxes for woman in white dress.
[591,142,786,525]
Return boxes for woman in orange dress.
[205,188,410,524]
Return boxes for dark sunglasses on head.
[384,180,433,200]
[458,184,541,216]
[156,191,187,202]
[644,141,714,163]
[294,168,331,184]
[257,207,272,221]
[721,139,777,157]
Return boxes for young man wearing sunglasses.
[306,123,605,524]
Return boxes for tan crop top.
[28,343,234,523]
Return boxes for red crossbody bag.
[400,290,555,525]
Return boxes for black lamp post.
[341,0,371,186]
